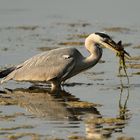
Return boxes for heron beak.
[102,39,131,59]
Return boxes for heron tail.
[0,67,15,78]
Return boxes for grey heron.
[0,32,130,91]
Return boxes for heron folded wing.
[4,52,75,82]
[1,47,81,83]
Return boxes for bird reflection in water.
[2,82,131,140]
[4,85,100,121]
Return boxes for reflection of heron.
[0,87,129,139]
[0,32,129,90]
[4,86,100,121]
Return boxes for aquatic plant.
[116,40,130,84]
[116,41,131,121]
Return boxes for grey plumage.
[1,47,83,84]
[0,32,129,91]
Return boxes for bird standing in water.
[0,32,130,91]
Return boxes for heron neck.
[83,42,102,69]
[84,49,102,68]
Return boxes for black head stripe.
[95,32,111,39]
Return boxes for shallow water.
[0,0,140,140]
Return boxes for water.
[0,0,140,139]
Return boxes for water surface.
[0,0,140,139]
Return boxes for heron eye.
[103,38,108,42]
[95,43,100,46]
[104,38,111,43]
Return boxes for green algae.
[131,56,140,60]
[58,41,84,46]
[0,26,39,31]
[127,64,140,69]
[0,125,34,131]
[126,55,140,69]
[38,46,59,52]
[117,136,135,140]
[68,135,85,140]
[67,101,102,108]
[67,34,88,40]
[86,117,125,125]
[0,98,18,106]
[103,27,131,33]
[0,113,25,121]
[132,72,140,75]
[7,132,40,140]
[74,34,88,39]
[133,45,140,49]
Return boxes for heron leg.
[51,80,61,92]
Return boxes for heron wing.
[2,48,79,82]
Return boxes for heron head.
[93,32,131,59]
